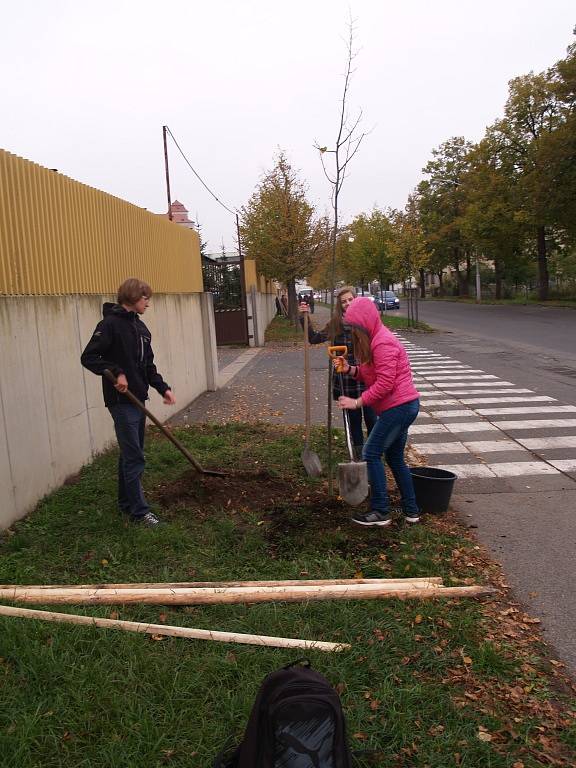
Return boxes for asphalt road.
[407,300,576,359]
[398,300,576,676]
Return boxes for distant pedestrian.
[275,296,283,316]
[331,296,420,527]
[281,294,288,315]
[299,286,376,457]
[81,277,176,527]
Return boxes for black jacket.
[81,303,170,407]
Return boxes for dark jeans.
[346,405,377,448]
[361,399,420,516]
[108,404,149,520]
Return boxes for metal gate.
[202,256,249,345]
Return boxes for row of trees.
[240,32,575,306]
[416,33,575,300]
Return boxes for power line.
[164,125,237,216]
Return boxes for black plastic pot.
[410,467,457,514]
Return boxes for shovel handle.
[327,345,348,373]
[103,369,206,474]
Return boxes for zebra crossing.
[394,334,576,485]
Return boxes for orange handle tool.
[328,345,348,373]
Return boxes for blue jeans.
[346,404,377,449]
[361,399,420,516]
[108,404,150,520]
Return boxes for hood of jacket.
[102,302,137,320]
[344,297,382,339]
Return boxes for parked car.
[373,291,400,310]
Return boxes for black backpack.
[214,660,353,768]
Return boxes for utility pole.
[162,126,173,221]
[236,213,250,344]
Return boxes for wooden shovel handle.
[103,369,206,474]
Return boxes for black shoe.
[404,514,421,524]
[133,511,162,527]
[352,511,392,527]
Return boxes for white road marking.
[441,381,515,388]
[432,410,481,418]
[410,424,448,434]
[434,464,496,478]
[413,441,470,454]
[461,396,556,405]
[444,422,498,433]
[492,419,576,430]
[424,374,499,381]
[476,406,576,416]
[420,370,485,376]
[440,389,534,395]
[434,462,560,478]
[462,440,526,453]
[548,459,576,472]
[411,365,470,370]
[517,436,576,450]
[489,462,560,477]
[421,399,461,406]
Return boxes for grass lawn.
[0,423,575,767]
[425,296,576,309]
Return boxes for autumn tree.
[342,209,394,291]
[417,137,474,295]
[388,199,430,298]
[240,151,325,322]
[486,63,571,299]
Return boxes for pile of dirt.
[153,468,301,512]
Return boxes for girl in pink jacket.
[332,297,420,527]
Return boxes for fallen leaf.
[414,614,423,624]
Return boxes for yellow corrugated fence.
[0,149,202,295]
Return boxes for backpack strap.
[282,658,311,670]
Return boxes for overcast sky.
[1,1,574,252]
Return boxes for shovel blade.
[338,461,369,506]
[302,448,323,478]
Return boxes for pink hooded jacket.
[344,297,419,414]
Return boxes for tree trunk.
[536,226,549,301]
[462,251,471,297]
[494,258,502,300]
[287,279,298,325]
[419,268,426,299]
[437,271,444,296]
[452,248,461,296]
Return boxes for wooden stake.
[0,603,349,652]
[0,583,495,605]
[0,577,443,591]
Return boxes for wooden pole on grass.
[0,583,495,605]
[0,577,444,591]
[0,603,349,652]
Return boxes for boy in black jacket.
[81,278,176,526]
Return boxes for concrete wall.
[247,288,277,347]
[0,293,214,528]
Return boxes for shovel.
[327,347,370,506]
[300,312,323,477]
[103,370,227,477]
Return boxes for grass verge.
[265,314,432,343]
[0,423,574,767]
[424,296,576,309]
